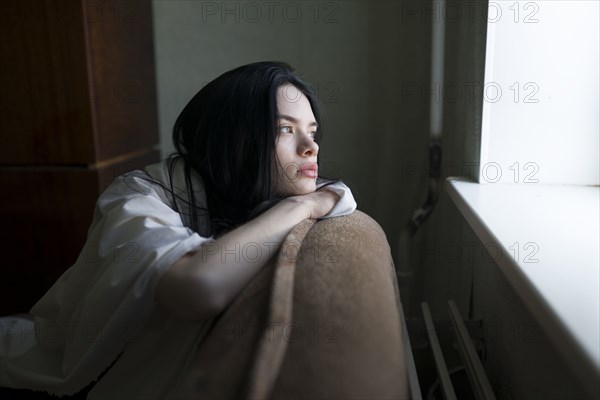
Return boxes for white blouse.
[0,159,357,399]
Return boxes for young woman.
[0,61,356,398]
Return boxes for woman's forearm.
[156,197,314,321]
[191,198,311,313]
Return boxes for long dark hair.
[169,61,325,237]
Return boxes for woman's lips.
[299,162,318,179]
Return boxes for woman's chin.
[297,180,317,194]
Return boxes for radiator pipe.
[396,0,445,279]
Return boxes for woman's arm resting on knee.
[156,190,339,321]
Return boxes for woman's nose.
[299,134,319,157]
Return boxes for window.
[479,1,599,185]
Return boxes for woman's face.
[274,84,320,196]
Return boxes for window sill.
[445,177,599,392]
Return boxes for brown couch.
[172,211,409,399]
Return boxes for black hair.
[168,61,326,237]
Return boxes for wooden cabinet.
[0,0,160,314]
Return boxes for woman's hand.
[286,189,340,220]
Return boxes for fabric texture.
[0,159,357,399]
[171,211,409,400]
[245,219,317,399]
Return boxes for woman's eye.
[279,126,293,134]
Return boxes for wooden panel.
[0,168,98,314]
[0,0,159,166]
[0,0,95,164]
[0,0,160,315]
[0,151,159,315]
[83,0,159,161]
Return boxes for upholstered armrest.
[172,211,409,399]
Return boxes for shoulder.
[93,158,211,235]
